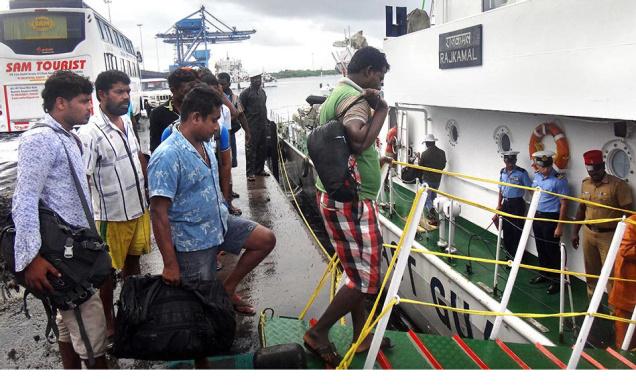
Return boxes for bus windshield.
[142,80,169,91]
[0,11,85,55]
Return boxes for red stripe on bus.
[606,347,636,369]
[534,343,566,369]
[3,85,10,132]
[407,330,443,369]
[579,349,606,369]
[452,335,489,369]
[495,339,531,369]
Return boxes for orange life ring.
[528,123,570,170]
[385,126,398,156]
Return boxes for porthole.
[493,125,512,154]
[446,119,459,146]
[603,139,634,181]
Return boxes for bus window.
[0,12,85,55]
[96,18,105,41]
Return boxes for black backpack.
[307,95,366,202]
[0,125,111,365]
[112,275,236,361]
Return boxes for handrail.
[392,160,636,216]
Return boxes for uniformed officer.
[572,149,633,298]
[495,151,532,259]
[531,150,569,294]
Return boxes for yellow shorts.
[96,211,151,270]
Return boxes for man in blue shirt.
[495,151,532,260]
[530,151,569,294]
[148,87,276,329]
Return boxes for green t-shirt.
[315,82,381,201]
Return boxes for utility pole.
[103,0,112,23]
[137,24,145,70]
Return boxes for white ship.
[277,0,636,348]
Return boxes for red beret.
[583,150,603,165]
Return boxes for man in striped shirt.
[77,70,150,341]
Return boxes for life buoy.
[385,126,398,156]
[529,123,570,170]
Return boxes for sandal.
[229,206,242,216]
[354,336,394,353]
[230,294,256,316]
[247,175,256,182]
[303,338,342,368]
[231,191,240,199]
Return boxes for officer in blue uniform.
[495,151,532,260]
[531,150,569,294]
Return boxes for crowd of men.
[11,67,276,369]
[8,45,636,370]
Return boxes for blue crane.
[156,5,255,70]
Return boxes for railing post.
[493,216,504,293]
[622,307,636,351]
[363,185,428,369]
[567,219,627,369]
[559,243,566,343]
[490,189,541,340]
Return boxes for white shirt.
[76,109,147,221]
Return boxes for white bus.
[0,0,142,132]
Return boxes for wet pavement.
[0,120,331,369]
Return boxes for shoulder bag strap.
[334,94,372,155]
[32,124,97,234]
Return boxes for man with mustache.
[77,70,150,347]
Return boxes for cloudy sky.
[0,0,427,72]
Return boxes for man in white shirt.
[77,70,150,342]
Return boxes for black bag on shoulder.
[0,124,111,365]
[112,275,236,361]
[307,95,367,202]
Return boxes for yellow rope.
[277,141,332,259]
[382,244,636,284]
[426,185,631,225]
[393,160,636,216]
[298,253,338,320]
[338,187,427,369]
[398,298,636,324]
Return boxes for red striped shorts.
[317,191,383,294]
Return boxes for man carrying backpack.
[148,87,276,368]
[12,71,108,369]
[304,47,391,368]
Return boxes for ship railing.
[276,138,636,370]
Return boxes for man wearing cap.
[239,71,269,182]
[495,151,532,259]
[418,133,447,224]
[531,150,569,294]
[572,150,632,298]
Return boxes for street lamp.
[137,24,145,70]
[103,0,112,23]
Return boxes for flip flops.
[230,294,256,316]
[303,339,342,368]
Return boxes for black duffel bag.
[307,95,367,202]
[113,275,236,361]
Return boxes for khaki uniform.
[579,175,633,297]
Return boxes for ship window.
[446,119,459,146]
[483,0,509,12]
[500,133,511,152]
[608,148,631,180]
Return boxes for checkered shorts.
[317,191,383,294]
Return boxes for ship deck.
[386,181,613,347]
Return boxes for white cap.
[502,151,520,156]
[423,133,438,143]
[532,150,555,159]
[248,69,263,78]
